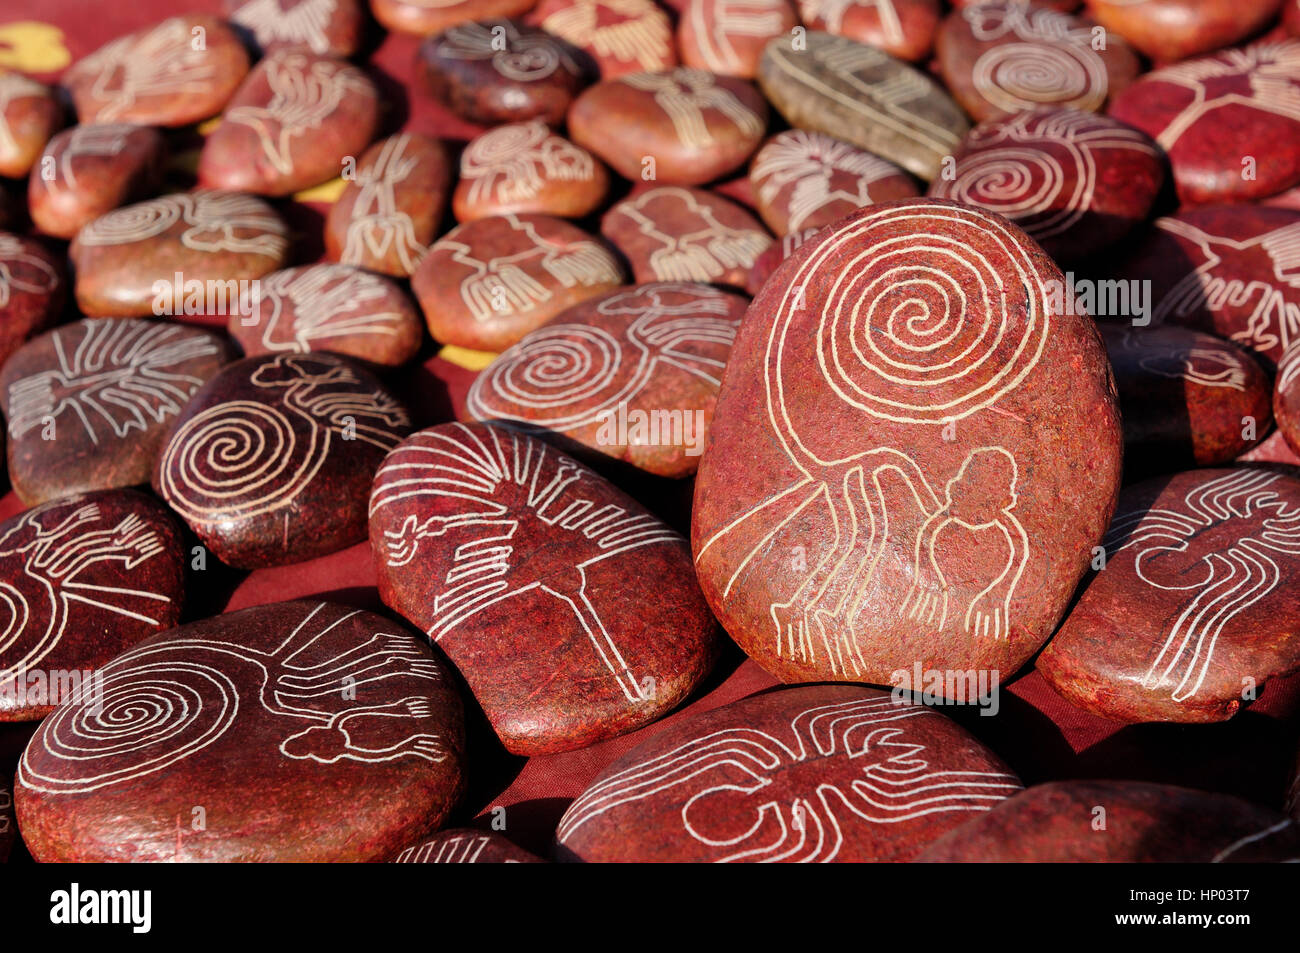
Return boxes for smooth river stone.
[1039,468,1300,722]
[228,264,423,367]
[153,352,411,569]
[0,72,60,179]
[745,226,819,295]
[225,0,364,57]
[466,283,748,477]
[369,422,720,755]
[602,186,772,287]
[0,489,185,722]
[0,234,64,369]
[757,31,969,182]
[679,0,798,78]
[555,684,1023,862]
[324,133,451,278]
[412,213,624,351]
[918,780,1300,862]
[64,16,250,127]
[1086,0,1284,63]
[529,0,677,79]
[1108,41,1300,205]
[693,199,1122,686]
[927,108,1164,263]
[371,0,536,35]
[798,0,941,62]
[568,68,767,186]
[417,19,588,127]
[453,122,608,222]
[15,600,466,862]
[392,829,544,863]
[70,190,290,318]
[1101,324,1272,476]
[0,319,233,506]
[28,124,166,240]
[751,130,919,236]
[198,51,380,197]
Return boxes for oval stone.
[751,130,919,236]
[692,199,1123,686]
[198,51,380,197]
[0,234,64,369]
[0,319,233,506]
[927,108,1164,262]
[28,123,166,240]
[324,133,451,278]
[757,31,970,181]
[798,0,941,62]
[370,422,720,754]
[555,684,1022,862]
[392,829,544,863]
[225,0,364,57]
[154,352,412,569]
[466,283,748,477]
[679,0,798,78]
[602,186,772,287]
[0,71,60,179]
[745,226,819,295]
[453,121,608,222]
[529,0,677,78]
[228,264,423,367]
[15,600,466,862]
[412,213,624,351]
[64,16,250,127]
[70,190,290,318]
[1039,468,1300,723]
[1085,0,1284,63]
[371,0,536,35]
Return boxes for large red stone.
[529,0,677,79]
[555,684,1022,862]
[1085,0,1284,63]
[692,199,1122,686]
[15,600,465,862]
[0,234,64,370]
[392,829,544,862]
[797,0,941,62]
[678,0,799,79]
[224,0,365,57]
[0,72,60,179]
[369,422,720,754]
[371,0,536,36]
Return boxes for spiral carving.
[939,147,1085,239]
[77,195,181,246]
[971,42,1106,114]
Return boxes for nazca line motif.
[696,203,1045,675]
[687,1,791,74]
[556,694,1021,862]
[45,124,133,193]
[1113,328,1246,392]
[1101,469,1300,703]
[393,834,520,863]
[461,122,594,206]
[613,188,771,283]
[18,603,449,794]
[622,70,764,151]
[802,0,904,45]
[253,266,404,353]
[77,191,289,259]
[539,0,671,72]
[0,72,48,157]
[436,21,579,82]
[340,134,428,274]
[369,423,682,703]
[1210,819,1299,863]
[0,233,59,309]
[230,0,339,56]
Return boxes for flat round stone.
[529,0,677,78]
[392,829,544,863]
[0,234,64,369]
[154,352,411,569]
[412,213,624,351]
[15,600,465,862]
[918,780,1300,862]
[417,19,588,127]
[466,283,748,477]
[1108,40,1300,204]
[1039,468,1300,722]
[798,0,941,62]
[679,0,798,78]
[228,264,423,367]
[602,186,772,287]
[198,51,380,197]
[757,31,970,181]
[372,0,536,35]
[28,124,166,240]
[0,72,60,179]
[369,422,720,754]
[555,684,1022,862]
[927,108,1164,262]
[324,133,451,278]
[751,130,919,236]
[745,226,818,295]
[70,190,290,318]
[0,490,185,722]
[453,121,608,222]
[692,199,1123,686]
[225,0,364,57]
[0,319,233,506]
[1086,0,1284,63]
[64,15,250,127]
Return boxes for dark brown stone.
[371,0,536,36]
[225,0,364,57]
[745,226,819,295]
[1086,0,1284,63]
[529,0,677,78]
[0,71,60,179]
[798,0,942,62]
[0,233,64,370]
[392,828,544,862]
[1273,344,1300,455]
[679,0,798,78]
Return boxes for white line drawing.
[556,693,1021,862]
[1211,818,1299,863]
[251,265,405,353]
[0,234,59,309]
[687,1,791,75]
[436,20,580,83]
[77,191,289,259]
[369,423,683,703]
[802,0,904,46]
[393,834,516,863]
[229,0,340,56]
[44,124,134,194]
[622,69,765,150]
[460,121,594,207]
[1110,328,1247,392]
[1101,469,1300,703]
[0,72,48,159]
[611,188,772,283]
[18,603,449,794]
[538,0,672,72]
[339,134,429,274]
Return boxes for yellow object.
[0,22,71,73]
[438,345,498,372]
[294,177,346,203]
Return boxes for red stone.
[797,0,941,62]
[529,0,677,79]
[154,352,412,569]
[745,226,819,295]
[392,828,544,862]
[371,0,536,36]
[199,51,380,197]
[324,133,451,278]
[0,489,185,722]
[678,0,798,79]
[692,199,1122,686]
[602,186,772,287]
[225,0,365,57]
[15,600,465,862]
[1085,0,1284,63]
[0,72,60,179]
[1108,40,1300,205]
[927,108,1164,262]
[64,16,250,127]
[555,684,1022,862]
[369,422,720,754]
[1273,344,1300,455]
[465,283,748,478]
[0,234,64,370]
[1289,0,1300,35]
[0,319,233,506]
[568,68,768,186]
